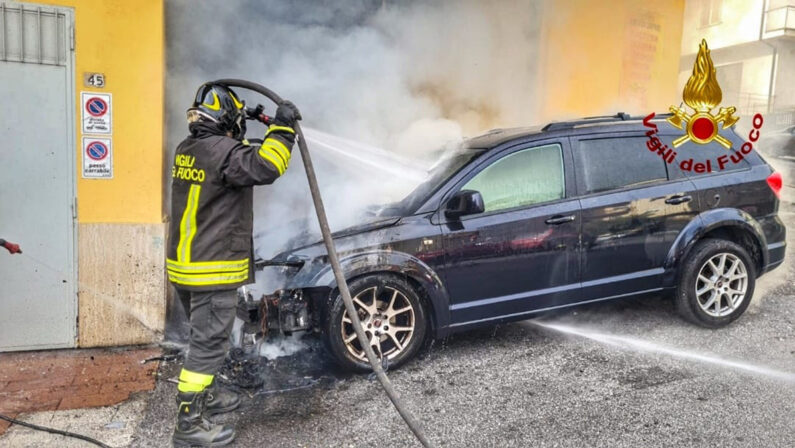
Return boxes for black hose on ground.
[213,79,434,448]
[0,413,113,448]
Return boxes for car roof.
[463,113,673,149]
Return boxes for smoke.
[259,332,309,360]
[166,0,544,272]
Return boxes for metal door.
[0,3,76,350]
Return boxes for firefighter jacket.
[167,120,295,291]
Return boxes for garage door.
[0,2,76,350]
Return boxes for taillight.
[766,172,782,198]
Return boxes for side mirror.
[445,190,485,219]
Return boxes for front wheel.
[675,238,756,328]
[324,275,428,372]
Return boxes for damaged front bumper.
[235,256,327,349]
[237,287,312,335]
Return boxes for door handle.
[545,215,576,225]
[665,194,692,205]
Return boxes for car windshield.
[388,145,487,215]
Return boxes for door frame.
[65,4,78,348]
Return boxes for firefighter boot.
[173,391,235,447]
[204,380,240,416]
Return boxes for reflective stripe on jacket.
[167,123,295,291]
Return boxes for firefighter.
[0,239,21,254]
[167,82,300,446]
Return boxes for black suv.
[248,114,787,371]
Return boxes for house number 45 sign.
[84,72,106,88]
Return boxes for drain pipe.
[759,0,778,114]
[212,79,434,448]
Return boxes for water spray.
[302,127,430,178]
[532,320,795,383]
[20,252,162,338]
[212,79,434,448]
[303,132,427,182]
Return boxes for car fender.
[306,250,451,337]
[663,208,768,286]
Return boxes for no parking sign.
[81,92,112,134]
[82,137,113,178]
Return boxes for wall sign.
[83,72,106,88]
[81,92,112,134]
[82,137,113,178]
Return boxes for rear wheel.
[325,275,428,372]
[675,238,756,327]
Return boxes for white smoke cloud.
[166,0,544,291]
[259,332,309,360]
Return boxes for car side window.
[574,137,667,194]
[661,133,749,178]
[461,144,564,213]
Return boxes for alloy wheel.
[695,252,748,317]
[341,286,416,362]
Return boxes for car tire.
[324,274,428,372]
[675,238,756,328]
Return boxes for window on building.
[462,144,564,213]
[700,0,723,27]
[574,137,667,194]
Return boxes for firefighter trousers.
[176,287,237,375]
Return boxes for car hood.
[270,215,402,261]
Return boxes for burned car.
[239,113,787,371]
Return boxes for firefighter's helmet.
[187,83,246,139]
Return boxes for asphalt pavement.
[131,180,795,448]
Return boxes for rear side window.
[462,144,564,213]
[574,137,667,194]
[660,133,750,179]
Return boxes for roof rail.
[542,112,632,132]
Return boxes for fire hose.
[212,79,434,448]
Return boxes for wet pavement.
[130,194,795,447]
[134,294,795,447]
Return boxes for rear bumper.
[763,240,787,274]
[758,212,786,274]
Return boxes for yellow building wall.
[36,0,164,223]
[31,0,166,347]
[538,0,685,120]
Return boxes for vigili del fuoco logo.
[644,39,764,173]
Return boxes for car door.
[437,139,582,327]
[570,133,699,301]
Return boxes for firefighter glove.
[274,101,301,127]
[3,241,21,254]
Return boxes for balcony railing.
[765,4,795,35]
